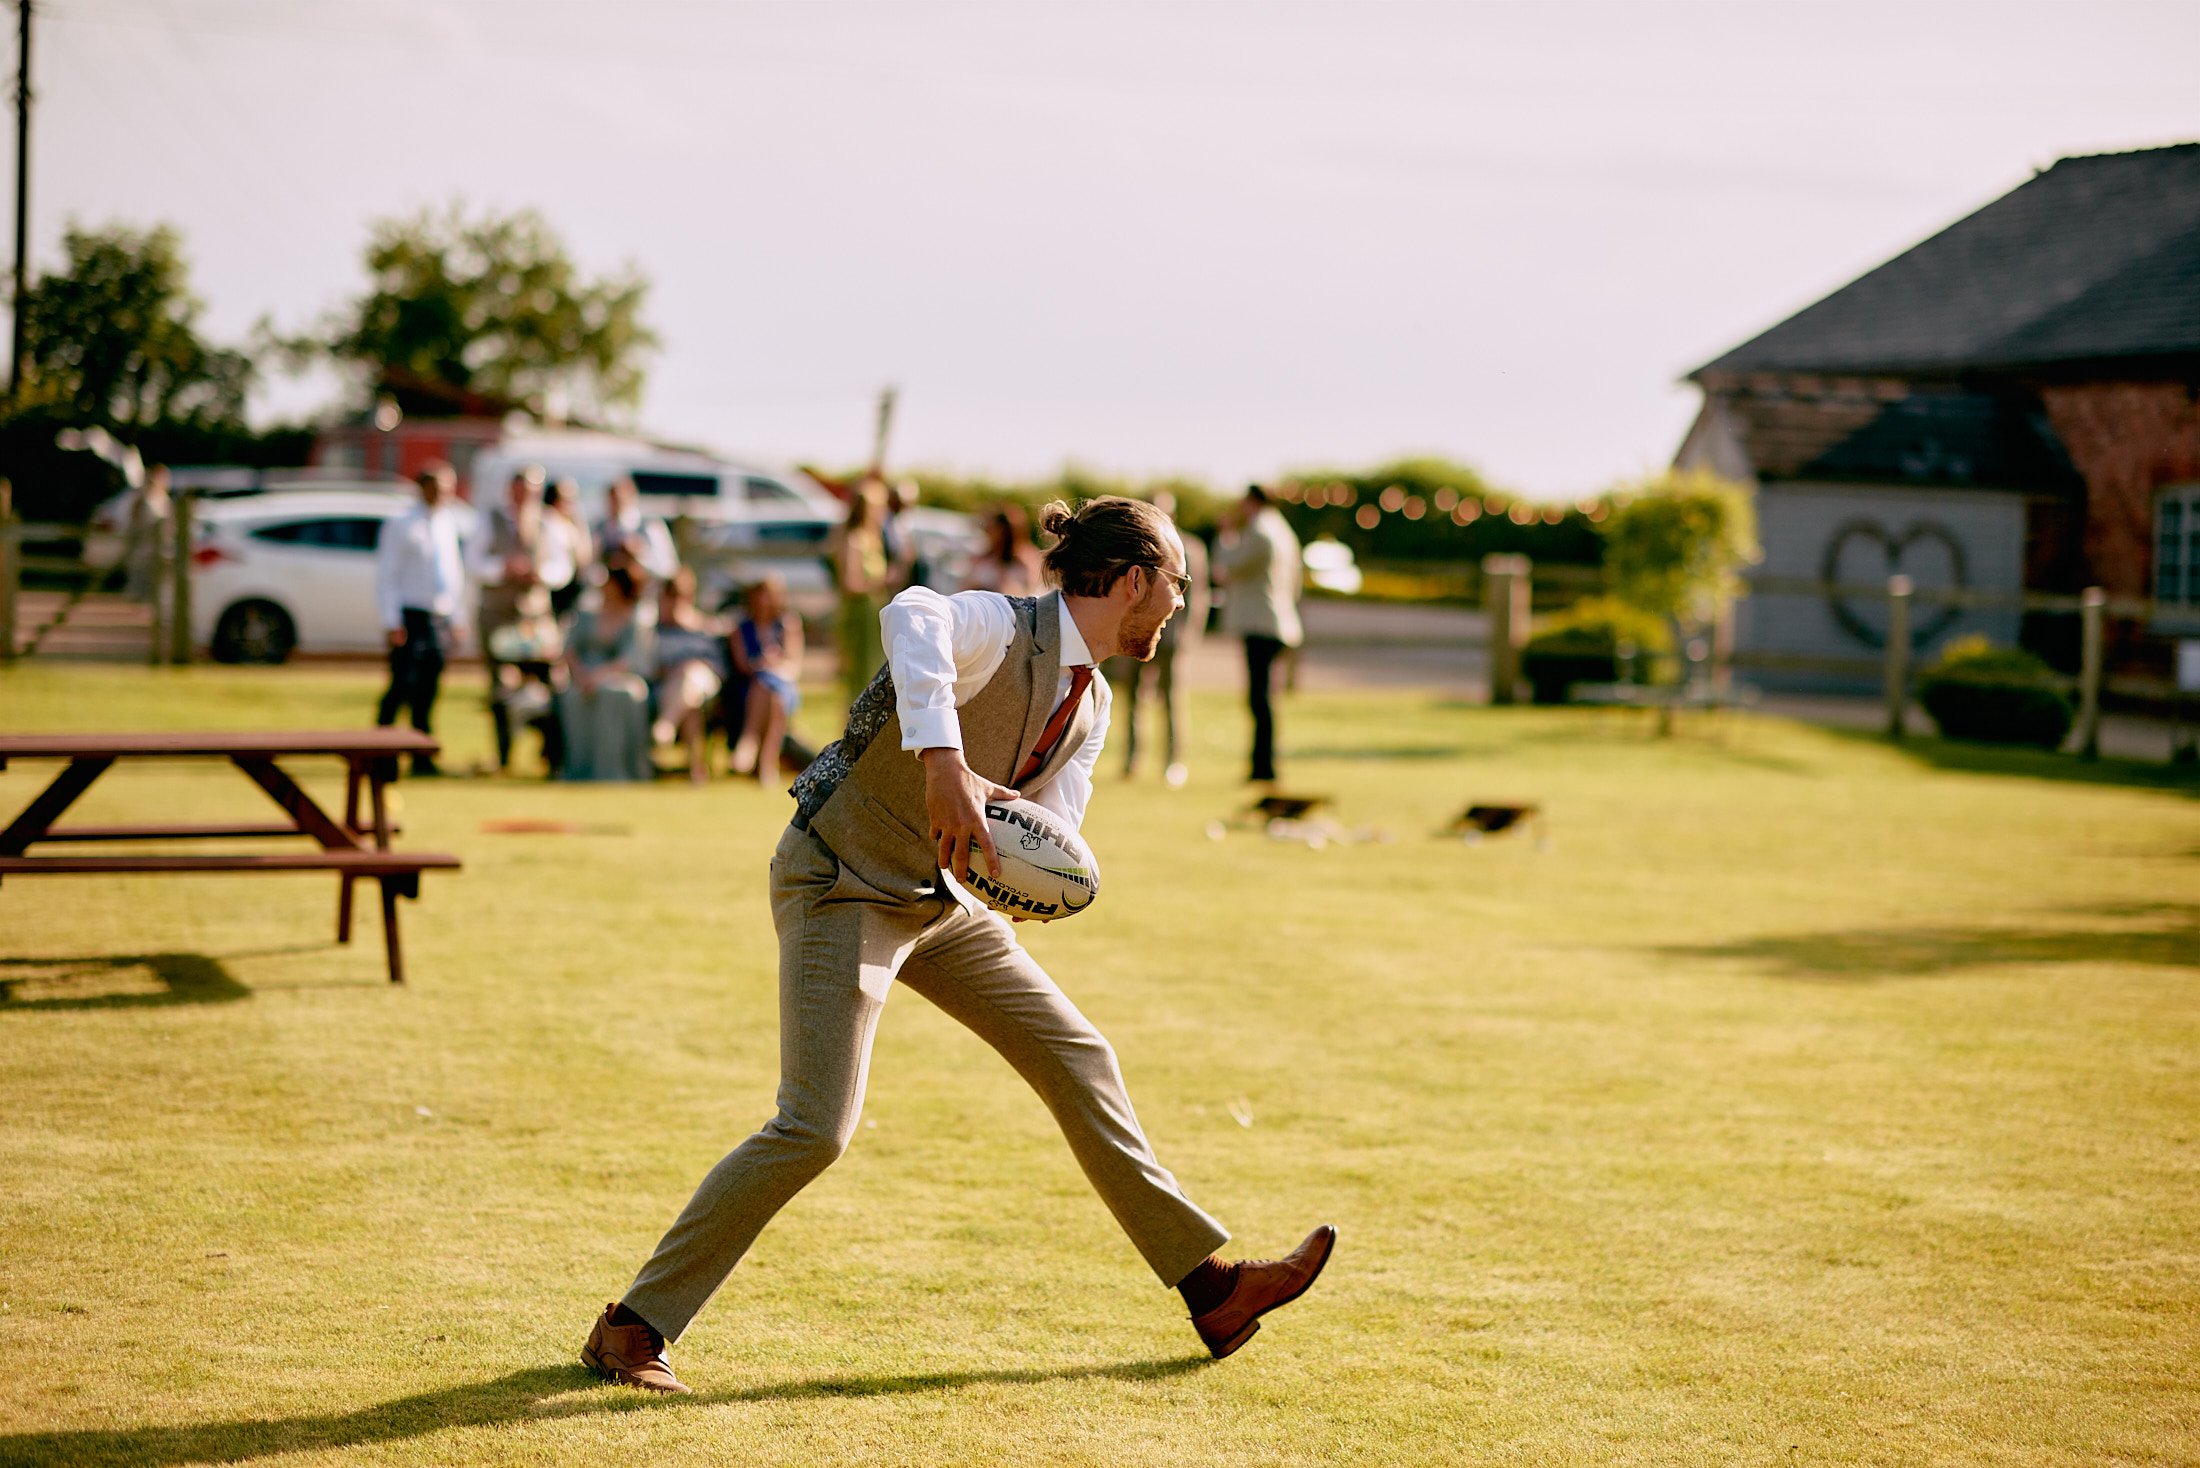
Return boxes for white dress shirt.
[375,502,467,632]
[879,586,1111,830]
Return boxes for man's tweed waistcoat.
[791,593,1096,904]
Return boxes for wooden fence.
[0,482,188,664]
[1480,552,2197,761]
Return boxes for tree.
[312,204,656,420]
[1598,468,1760,725]
[10,222,252,428]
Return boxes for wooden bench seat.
[0,850,460,984]
[0,851,457,876]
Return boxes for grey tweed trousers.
[623,824,1230,1341]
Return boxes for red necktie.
[1014,665,1094,787]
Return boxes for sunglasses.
[1140,563,1193,598]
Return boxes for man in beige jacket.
[1217,484,1304,784]
[583,496,1334,1393]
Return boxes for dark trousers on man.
[377,607,444,773]
[1243,634,1284,782]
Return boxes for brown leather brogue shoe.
[581,1302,692,1394]
[1191,1224,1337,1359]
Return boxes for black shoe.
[410,757,443,778]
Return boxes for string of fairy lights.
[1271,478,1607,534]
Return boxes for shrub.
[1521,597,1673,704]
[1916,636,2074,749]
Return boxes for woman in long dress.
[557,561,655,782]
[833,478,891,711]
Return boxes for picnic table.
[0,730,460,983]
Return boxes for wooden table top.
[0,729,441,759]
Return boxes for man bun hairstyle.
[1038,496,1175,598]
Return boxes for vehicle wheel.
[211,600,296,664]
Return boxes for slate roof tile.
[1694,143,2200,377]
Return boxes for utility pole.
[8,0,28,402]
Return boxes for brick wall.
[2038,382,2200,598]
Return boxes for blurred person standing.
[558,556,655,782]
[961,504,1045,596]
[650,568,731,784]
[1216,484,1302,785]
[374,463,467,776]
[123,465,171,601]
[834,476,892,712]
[473,468,576,772]
[880,479,925,591]
[595,476,680,587]
[1103,491,1206,786]
[543,478,593,618]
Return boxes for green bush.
[1917,636,2074,749]
[1521,597,1673,704]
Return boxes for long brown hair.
[1037,496,1174,597]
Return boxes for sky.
[29,0,2200,496]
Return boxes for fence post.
[167,492,194,665]
[2074,586,2105,761]
[1883,574,1912,738]
[143,503,167,666]
[1483,552,1531,705]
[0,480,16,665]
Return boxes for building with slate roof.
[1675,142,2200,686]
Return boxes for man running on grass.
[585,495,1333,1392]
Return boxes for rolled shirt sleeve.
[881,587,1016,754]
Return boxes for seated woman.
[650,568,731,784]
[486,585,566,776]
[727,573,805,781]
[557,559,655,782]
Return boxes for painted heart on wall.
[1819,518,1970,649]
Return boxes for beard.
[1122,611,1170,661]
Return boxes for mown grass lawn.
[1,663,2195,1467]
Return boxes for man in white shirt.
[585,497,1335,1393]
[373,463,467,776]
[592,476,680,586]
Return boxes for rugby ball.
[964,797,1100,921]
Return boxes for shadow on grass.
[1820,724,2200,798]
[0,953,250,1012]
[1661,902,2200,981]
[1290,744,1475,762]
[0,1356,1212,1466]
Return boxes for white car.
[191,491,477,663]
[84,468,414,573]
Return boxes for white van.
[467,430,852,617]
[466,431,841,524]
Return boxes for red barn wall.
[2038,382,2200,598]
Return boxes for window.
[2159,485,2200,607]
[631,470,720,499]
[250,517,384,552]
[744,476,803,504]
